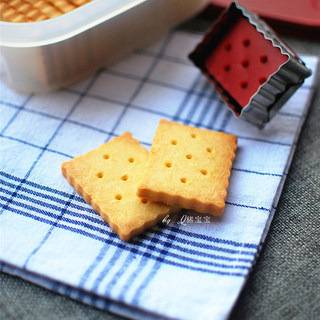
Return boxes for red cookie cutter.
[189,1,312,127]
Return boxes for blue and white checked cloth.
[0,30,319,320]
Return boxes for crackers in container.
[62,132,180,242]
[137,120,237,216]
[0,0,93,22]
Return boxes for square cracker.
[137,120,237,216]
[62,132,180,241]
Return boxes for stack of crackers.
[0,0,92,22]
[62,120,237,241]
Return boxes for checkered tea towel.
[0,30,319,320]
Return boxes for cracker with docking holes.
[61,132,180,241]
[0,0,93,23]
[137,120,237,216]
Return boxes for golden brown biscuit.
[0,0,92,22]
[62,132,180,241]
[137,120,237,216]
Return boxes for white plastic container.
[0,0,209,93]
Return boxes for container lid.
[205,0,320,39]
